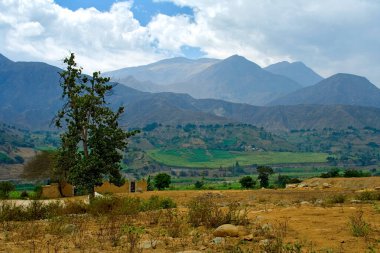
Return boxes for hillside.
[269,73,380,107]
[165,55,302,105]
[105,57,220,87]
[1,54,380,132]
[265,61,323,86]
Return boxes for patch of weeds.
[356,191,380,201]
[122,225,144,253]
[349,210,371,237]
[327,194,346,204]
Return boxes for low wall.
[95,180,147,194]
[41,182,74,199]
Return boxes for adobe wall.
[95,180,147,194]
[41,183,61,199]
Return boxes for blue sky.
[55,0,194,26]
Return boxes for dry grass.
[0,185,379,252]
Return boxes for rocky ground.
[0,177,379,252]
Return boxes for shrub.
[257,166,273,188]
[344,169,370,178]
[349,210,371,237]
[187,193,248,228]
[239,176,256,189]
[194,180,204,189]
[320,168,340,178]
[122,225,144,253]
[0,181,15,199]
[20,191,29,199]
[356,191,380,201]
[328,194,346,204]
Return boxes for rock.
[259,239,270,246]
[212,237,225,244]
[374,186,380,191]
[286,184,297,189]
[139,240,158,249]
[315,199,323,205]
[94,192,104,198]
[300,201,310,205]
[350,200,362,204]
[213,224,240,237]
[62,224,76,234]
[298,183,308,188]
[243,234,253,241]
[261,223,272,232]
[322,183,332,188]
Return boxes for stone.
[285,184,297,189]
[212,237,225,244]
[213,224,240,237]
[350,200,362,204]
[139,240,158,249]
[298,183,308,188]
[243,234,253,241]
[322,183,332,188]
[300,201,311,205]
[374,186,380,191]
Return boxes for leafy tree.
[154,173,171,190]
[276,174,301,188]
[0,181,15,199]
[257,166,273,188]
[239,176,256,189]
[320,168,340,178]
[22,151,57,180]
[54,53,137,197]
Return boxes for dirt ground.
[0,178,379,252]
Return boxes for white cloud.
[0,0,379,85]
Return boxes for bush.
[239,176,256,189]
[349,210,371,237]
[328,194,346,204]
[356,191,380,201]
[320,168,340,178]
[343,169,370,178]
[276,175,301,188]
[20,191,29,199]
[187,193,248,228]
[194,180,204,189]
[0,181,15,199]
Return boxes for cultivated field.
[147,149,328,168]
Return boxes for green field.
[147,148,328,168]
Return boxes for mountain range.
[1,53,380,132]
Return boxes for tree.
[257,166,273,188]
[154,173,171,190]
[239,176,256,189]
[55,53,137,197]
[0,181,15,199]
[194,180,204,189]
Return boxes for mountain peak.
[0,53,13,65]
[222,55,261,69]
[265,60,323,86]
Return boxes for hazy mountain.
[1,54,380,132]
[265,61,323,86]
[166,55,303,105]
[105,57,220,87]
[269,73,380,108]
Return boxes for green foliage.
[328,194,346,204]
[154,173,171,190]
[239,176,256,189]
[320,168,340,178]
[349,210,371,237]
[194,180,204,189]
[54,53,137,195]
[276,174,301,188]
[343,169,370,177]
[0,181,15,199]
[257,166,274,188]
[146,175,154,191]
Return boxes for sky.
[0,0,379,86]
